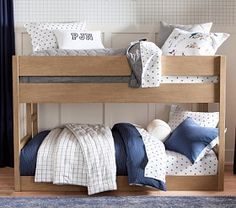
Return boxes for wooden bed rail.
[17,55,220,77]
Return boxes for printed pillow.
[164,117,218,163]
[54,30,105,50]
[158,21,213,48]
[24,22,86,51]
[162,28,230,56]
[168,105,219,130]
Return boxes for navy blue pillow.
[164,117,218,164]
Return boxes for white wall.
[13,0,236,164]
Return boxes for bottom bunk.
[18,120,220,193]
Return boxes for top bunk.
[13,24,227,104]
[13,55,225,104]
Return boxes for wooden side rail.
[17,56,221,77]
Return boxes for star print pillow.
[24,22,86,52]
[162,28,229,56]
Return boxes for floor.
[0,166,236,197]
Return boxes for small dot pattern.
[166,150,217,176]
[137,128,166,183]
[140,41,162,88]
[168,105,219,130]
[24,22,86,52]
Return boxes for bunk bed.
[13,54,226,194]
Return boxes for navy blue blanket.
[112,123,166,191]
[20,123,165,191]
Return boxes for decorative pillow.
[54,30,105,50]
[164,117,218,163]
[162,28,230,56]
[158,21,213,48]
[24,22,86,51]
[147,119,171,142]
[168,105,219,130]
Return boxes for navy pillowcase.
[164,117,218,164]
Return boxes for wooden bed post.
[13,56,21,191]
[218,56,226,191]
[26,103,38,138]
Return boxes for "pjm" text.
[71,33,93,41]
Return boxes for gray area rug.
[0,196,235,208]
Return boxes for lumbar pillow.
[158,21,213,48]
[24,22,86,52]
[168,105,219,130]
[54,30,105,50]
[164,117,218,163]
[162,28,230,56]
[147,119,171,142]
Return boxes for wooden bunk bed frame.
[13,55,226,194]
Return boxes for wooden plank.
[18,56,220,77]
[13,56,21,191]
[26,103,32,136]
[19,56,131,76]
[19,83,219,104]
[20,176,218,192]
[218,56,226,191]
[20,134,31,150]
[32,104,38,137]
[161,56,220,76]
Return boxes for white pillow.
[168,105,219,130]
[147,119,171,142]
[24,22,86,52]
[54,30,105,50]
[162,28,230,56]
[158,21,213,48]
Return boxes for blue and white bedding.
[27,123,166,194]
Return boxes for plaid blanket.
[35,124,117,195]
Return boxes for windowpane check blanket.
[35,124,117,195]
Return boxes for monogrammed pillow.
[24,22,86,51]
[162,28,230,56]
[54,30,105,50]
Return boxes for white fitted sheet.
[166,150,218,176]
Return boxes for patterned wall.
[14,0,236,25]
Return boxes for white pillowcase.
[54,30,105,50]
[162,28,230,56]
[168,105,219,130]
[158,21,213,48]
[24,22,86,52]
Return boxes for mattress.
[20,130,218,176]
[20,49,218,84]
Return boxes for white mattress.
[166,150,218,176]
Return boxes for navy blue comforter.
[20,123,165,190]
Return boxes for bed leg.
[13,56,21,191]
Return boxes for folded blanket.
[112,123,166,191]
[127,40,162,88]
[35,124,116,195]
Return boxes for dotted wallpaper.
[14,0,236,25]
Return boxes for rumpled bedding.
[35,124,117,195]
[32,123,166,194]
